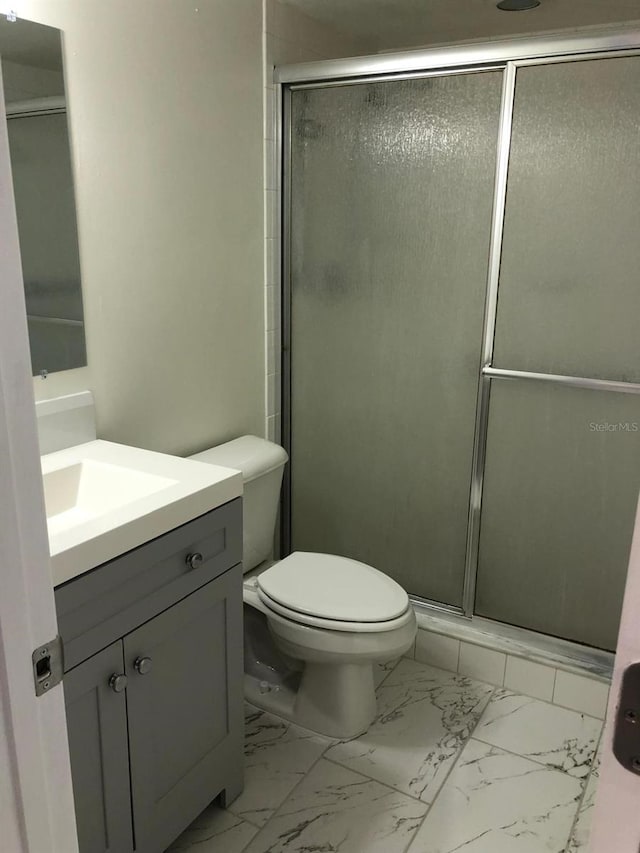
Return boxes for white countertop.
[42,440,243,587]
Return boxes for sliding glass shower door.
[288,72,503,605]
[285,52,640,650]
[476,57,640,650]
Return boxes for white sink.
[44,459,177,535]
[42,440,243,587]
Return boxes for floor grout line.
[549,698,607,722]
[321,677,500,808]
[225,808,266,831]
[562,725,604,853]
[321,754,431,805]
[234,750,329,851]
[232,699,358,852]
[470,732,601,779]
[227,704,339,848]
[469,694,604,775]
[409,726,593,853]
[484,683,607,723]
[398,684,500,853]
[375,656,403,690]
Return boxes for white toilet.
[191,435,416,739]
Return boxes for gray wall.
[14,0,265,455]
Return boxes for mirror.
[0,17,86,376]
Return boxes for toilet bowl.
[190,436,416,739]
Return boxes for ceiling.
[285,0,640,52]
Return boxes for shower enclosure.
[278,31,640,656]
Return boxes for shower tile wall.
[409,623,611,719]
[262,0,370,442]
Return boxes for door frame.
[590,494,640,851]
[274,27,640,85]
[0,64,78,852]
[277,27,640,669]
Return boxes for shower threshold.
[409,596,613,682]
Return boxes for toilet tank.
[190,436,288,572]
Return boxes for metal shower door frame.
[278,28,640,635]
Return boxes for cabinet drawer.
[56,498,242,671]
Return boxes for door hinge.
[32,635,63,696]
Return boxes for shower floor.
[166,657,601,853]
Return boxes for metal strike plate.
[613,662,640,774]
[32,635,64,696]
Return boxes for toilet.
[190,435,416,739]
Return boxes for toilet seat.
[256,551,410,632]
[257,587,413,633]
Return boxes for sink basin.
[42,440,243,587]
[44,460,177,535]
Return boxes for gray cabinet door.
[63,642,133,853]
[124,566,243,853]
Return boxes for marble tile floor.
[167,658,603,853]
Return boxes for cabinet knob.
[109,673,128,693]
[134,656,153,676]
[185,552,204,570]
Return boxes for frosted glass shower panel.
[289,73,503,606]
[493,57,640,382]
[476,381,640,650]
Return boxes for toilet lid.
[257,552,409,623]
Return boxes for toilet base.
[245,660,377,739]
[296,661,377,738]
[242,591,415,739]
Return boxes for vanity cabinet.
[64,641,133,853]
[56,498,244,853]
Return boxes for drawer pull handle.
[109,673,128,693]
[134,657,153,676]
[186,552,204,570]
